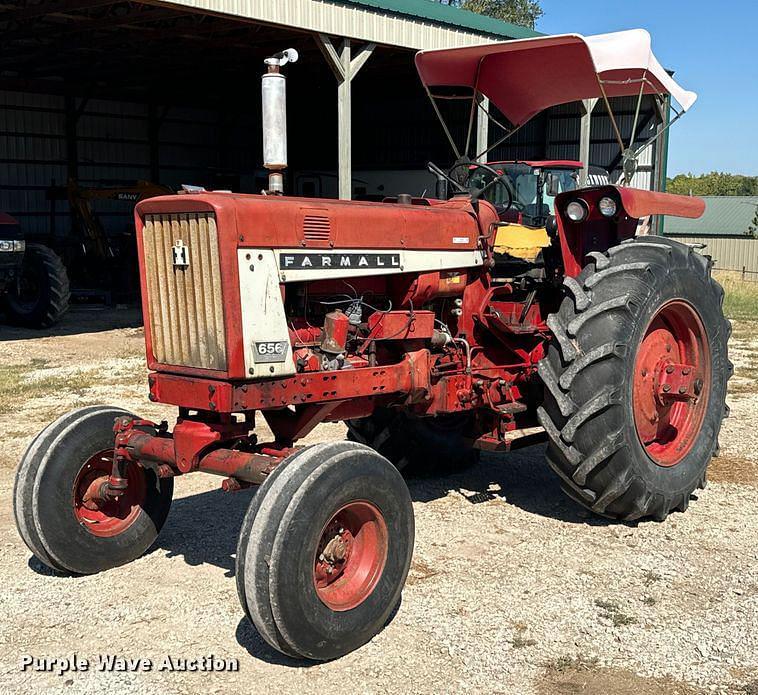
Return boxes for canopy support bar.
[475,95,489,163]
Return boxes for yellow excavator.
[2,180,171,327]
[56,179,173,263]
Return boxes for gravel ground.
[0,309,756,695]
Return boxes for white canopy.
[415,29,697,128]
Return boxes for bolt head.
[663,384,671,392]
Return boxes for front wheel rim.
[313,501,389,611]
[632,300,711,467]
[72,449,147,537]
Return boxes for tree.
[748,205,758,238]
[439,0,543,29]
[667,172,758,196]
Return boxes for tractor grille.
[141,212,227,371]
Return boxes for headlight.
[566,200,588,222]
[0,240,24,252]
[598,196,617,217]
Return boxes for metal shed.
[0,0,669,242]
[665,196,758,273]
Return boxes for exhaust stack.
[262,48,298,194]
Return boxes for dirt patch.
[709,454,758,487]
[1,309,757,695]
[540,657,704,695]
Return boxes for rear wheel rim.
[72,449,147,537]
[632,300,710,467]
[313,501,388,611]
[9,263,43,313]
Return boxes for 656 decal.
[253,340,288,363]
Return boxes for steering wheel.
[447,160,516,211]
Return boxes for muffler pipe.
[262,48,298,194]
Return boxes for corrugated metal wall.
[0,90,67,235]
[667,235,758,273]
[161,0,524,49]
[488,96,658,187]
[0,90,252,238]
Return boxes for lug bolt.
[679,386,687,394]
[663,384,671,393]
[682,367,691,375]
[666,365,674,374]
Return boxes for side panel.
[238,249,296,379]
[275,248,484,283]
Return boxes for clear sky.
[536,1,758,176]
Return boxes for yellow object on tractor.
[467,160,596,262]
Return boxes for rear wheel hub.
[632,300,710,467]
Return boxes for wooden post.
[316,35,375,200]
[64,95,78,182]
[579,98,598,187]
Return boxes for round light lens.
[566,200,587,222]
[598,196,618,217]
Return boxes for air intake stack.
[262,48,298,195]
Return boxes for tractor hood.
[415,29,696,128]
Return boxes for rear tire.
[538,237,731,521]
[238,441,414,661]
[347,408,479,473]
[4,243,70,328]
[14,406,173,574]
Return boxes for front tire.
[13,406,173,574]
[237,441,414,661]
[538,237,731,521]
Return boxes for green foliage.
[748,205,758,238]
[716,272,758,321]
[667,172,758,196]
[439,0,543,28]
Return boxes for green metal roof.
[339,0,542,40]
[665,196,758,237]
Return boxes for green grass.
[0,360,100,414]
[715,272,758,321]
[594,599,638,627]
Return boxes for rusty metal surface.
[142,212,227,370]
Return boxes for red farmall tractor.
[15,31,731,660]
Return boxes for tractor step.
[474,425,546,452]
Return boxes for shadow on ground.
[155,445,612,580]
[0,306,142,341]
